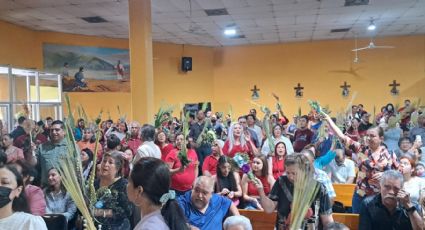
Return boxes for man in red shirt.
[121,121,142,157]
[293,115,314,152]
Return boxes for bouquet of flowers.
[232,153,255,180]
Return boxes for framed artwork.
[43,43,130,92]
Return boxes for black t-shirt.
[269,175,332,230]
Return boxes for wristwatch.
[406,206,417,214]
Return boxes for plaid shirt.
[314,168,336,198]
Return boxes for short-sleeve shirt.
[37,139,68,186]
[293,129,314,152]
[269,176,332,230]
[165,148,198,191]
[324,158,356,184]
[202,155,219,175]
[177,191,231,230]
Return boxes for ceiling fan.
[353,35,360,63]
[352,38,395,52]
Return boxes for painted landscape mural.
[43,43,130,92]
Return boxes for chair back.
[42,214,68,230]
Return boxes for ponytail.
[161,199,189,230]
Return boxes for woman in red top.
[222,123,258,158]
[202,140,223,176]
[268,142,286,180]
[241,154,275,210]
[155,130,174,161]
[164,133,198,196]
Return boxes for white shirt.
[324,158,356,184]
[133,141,161,164]
[403,176,425,204]
[261,136,294,156]
[0,212,47,230]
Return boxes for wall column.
[128,0,154,124]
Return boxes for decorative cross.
[294,83,304,98]
[389,80,400,96]
[251,85,260,100]
[340,81,351,97]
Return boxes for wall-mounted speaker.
[181,57,192,72]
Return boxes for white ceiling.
[0,0,424,46]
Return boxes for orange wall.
[1,20,424,121]
[213,36,425,117]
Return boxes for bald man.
[177,176,239,230]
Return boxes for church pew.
[333,184,356,207]
[238,210,359,230]
[238,209,276,229]
[333,213,359,230]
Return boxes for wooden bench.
[333,184,356,207]
[238,210,359,230]
[238,209,276,229]
[333,213,359,230]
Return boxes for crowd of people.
[0,98,424,230]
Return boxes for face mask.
[0,186,13,208]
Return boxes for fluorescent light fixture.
[224,28,237,36]
[367,21,376,31]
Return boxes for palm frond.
[200,102,208,112]
[52,151,96,230]
[178,111,190,166]
[290,160,319,230]
[154,105,174,129]
[64,94,76,131]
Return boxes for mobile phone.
[416,135,422,142]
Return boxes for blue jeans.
[351,191,365,214]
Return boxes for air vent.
[204,8,229,16]
[81,16,108,23]
[344,0,369,6]
[330,28,351,33]
[229,34,246,39]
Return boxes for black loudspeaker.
[181,57,192,72]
